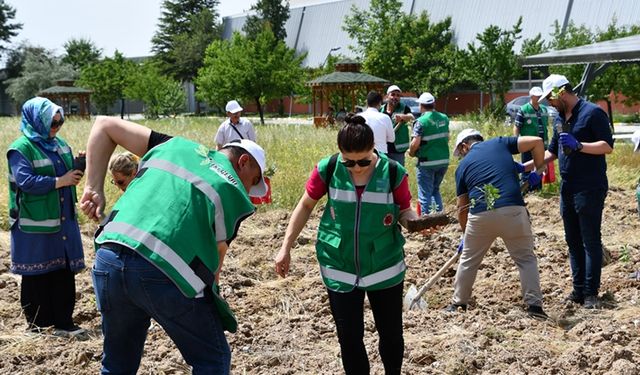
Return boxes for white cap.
[225,100,243,114]
[540,74,570,100]
[453,129,482,156]
[416,92,435,105]
[632,129,640,153]
[386,85,401,94]
[223,139,268,197]
[529,86,543,97]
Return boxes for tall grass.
[0,116,637,230]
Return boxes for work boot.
[583,295,599,309]
[564,290,584,305]
[526,305,548,320]
[444,303,467,313]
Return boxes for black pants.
[21,268,76,330]
[327,282,404,375]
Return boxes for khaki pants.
[453,206,543,307]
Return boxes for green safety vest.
[381,102,410,152]
[518,103,549,143]
[415,111,450,169]
[316,153,407,292]
[96,137,255,332]
[7,136,76,233]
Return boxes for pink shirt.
[305,166,412,210]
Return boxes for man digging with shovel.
[444,129,549,319]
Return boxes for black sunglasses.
[340,158,372,168]
[51,117,64,128]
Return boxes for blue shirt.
[548,99,613,193]
[8,146,85,276]
[455,137,524,214]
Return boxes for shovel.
[404,248,462,311]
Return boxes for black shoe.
[564,290,584,305]
[583,295,599,309]
[444,303,467,312]
[53,325,88,339]
[526,305,548,320]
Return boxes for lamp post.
[323,46,341,68]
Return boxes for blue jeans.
[416,166,448,214]
[92,244,230,374]
[387,152,405,167]
[560,187,607,297]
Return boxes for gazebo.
[307,59,389,127]
[38,79,92,118]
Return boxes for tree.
[243,0,290,41]
[4,42,47,80]
[62,37,102,71]
[77,51,137,114]
[151,0,220,82]
[196,30,306,124]
[5,48,76,109]
[0,1,22,57]
[124,62,186,118]
[463,17,523,112]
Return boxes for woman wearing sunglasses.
[108,151,139,192]
[275,114,418,374]
[6,97,86,337]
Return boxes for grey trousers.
[453,205,543,307]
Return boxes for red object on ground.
[250,177,272,204]
[416,201,421,216]
[542,162,555,183]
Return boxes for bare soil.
[1,187,639,374]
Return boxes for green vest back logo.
[195,145,240,188]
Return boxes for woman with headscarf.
[7,97,86,337]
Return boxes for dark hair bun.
[345,113,366,126]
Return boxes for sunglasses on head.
[340,158,372,168]
[51,117,64,129]
[110,179,125,187]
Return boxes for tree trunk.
[255,97,265,125]
[406,212,452,233]
[120,98,125,119]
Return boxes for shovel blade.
[403,284,427,311]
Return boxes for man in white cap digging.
[513,86,551,190]
[215,99,257,150]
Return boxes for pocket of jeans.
[91,268,110,312]
[140,276,195,319]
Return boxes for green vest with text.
[380,102,410,152]
[96,137,255,332]
[316,153,406,292]
[7,136,76,233]
[416,111,450,169]
[519,103,549,143]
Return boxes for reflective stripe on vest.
[33,158,53,168]
[140,158,228,242]
[421,132,449,142]
[320,259,406,288]
[103,221,207,296]
[395,142,410,149]
[19,218,60,227]
[328,187,393,204]
[418,159,449,167]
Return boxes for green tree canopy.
[77,51,137,114]
[196,30,306,124]
[0,0,22,56]
[124,62,186,119]
[242,0,290,41]
[62,37,102,71]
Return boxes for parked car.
[505,96,559,125]
[399,97,421,118]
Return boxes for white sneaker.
[53,326,88,340]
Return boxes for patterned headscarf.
[20,97,65,152]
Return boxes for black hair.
[420,103,435,110]
[337,114,374,153]
[366,91,383,107]
[221,142,252,160]
[461,135,484,145]
[561,83,573,94]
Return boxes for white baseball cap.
[386,85,401,94]
[540,74,570,100]
[223,139,268,197]
[529,86,543,97]
[632,129,640,153]
[416,92,435,105]
[225,100,243,114]
[453,129,482,156]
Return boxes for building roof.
[38,85,93,95]
[307,71,388,86]
[521,34,640,67]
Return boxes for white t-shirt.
[359,107,395,153]
[215,117,257,146]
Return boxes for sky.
[8,0,257,59]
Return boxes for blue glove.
[559,133,582,151]
[514,161,525,173]
[456,238,464,254]
[527,172,542,187]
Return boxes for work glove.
[559,133,583,151]
[514,161,526,173]
[527,172,542,187]
[456,238,464,254]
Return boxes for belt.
[101,242,138,256]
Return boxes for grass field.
[0,115,637,229]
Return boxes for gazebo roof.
[38,85,93,95]
[307,71,389,87]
